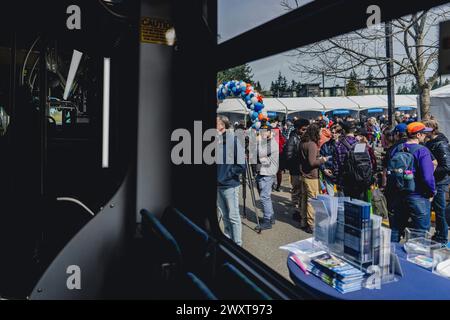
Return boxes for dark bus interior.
[0,0,447,300]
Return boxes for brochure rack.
[311,195,401,289]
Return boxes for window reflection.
[0,106,9,136]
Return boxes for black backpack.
[340,138,373,189]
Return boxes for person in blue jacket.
[217,115,245,246]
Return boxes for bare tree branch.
[280,1,450,117]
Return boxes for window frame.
[207,0,450,298]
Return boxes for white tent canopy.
[217,94,419,115]
[262,98,290,113]
[377,95,417,110]
[216,99,247,114]
[277,97,325,113]
[347,95,387,110]
[313,96,360,111]
[430,85,450,140]
[430,84,450,98]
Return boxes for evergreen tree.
[254,81,262,92]
[432,81,439,90]
[289,80,298,92]
[217,63,254,85]
[346,71,359,96]
[402,85,409,94]
[366,68,377,87]
[270,72,289,96]
[410,81,418,94]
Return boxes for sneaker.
[256,219,272,231]
[274,185,281,192]
[270,217,276,225]
[299,220,307,229]
[432,235,448,247]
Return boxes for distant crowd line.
[217,111,450,249]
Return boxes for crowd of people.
[217,112,450,249]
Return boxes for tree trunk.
[418,84,431,120]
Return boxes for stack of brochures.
[343,199,372,264]
[334,197,350,253]
[309,252,366,294]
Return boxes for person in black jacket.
[424,119,450,245]
[285,118,310,221]
[320,124,339,196]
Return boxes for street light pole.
[322,71,325,96]
[385,21,395,126]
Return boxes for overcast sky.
[218,1,448,91]
[218,0,314,90]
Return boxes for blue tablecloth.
[288,243,450,300]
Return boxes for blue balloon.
[254,102,264,112]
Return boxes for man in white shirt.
[255,127,279,230]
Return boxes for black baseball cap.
[294,118,310,129]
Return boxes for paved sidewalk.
[238,173,310,282]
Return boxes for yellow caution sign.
[140,17,176,46]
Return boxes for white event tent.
[430,84,450,139]
[217,95,418,119]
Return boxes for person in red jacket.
[272,124,286,192]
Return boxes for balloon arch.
[217,80,270,129]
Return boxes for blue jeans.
[256,175,275,221]
[217,186,242,246]
[406,196,431,232]
[433,184,449,243]
[390,195,431,242]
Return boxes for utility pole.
[322,71,325,97]
[385,21,395,126]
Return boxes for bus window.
[216,2,450,283]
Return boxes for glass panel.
[216,3,450,284]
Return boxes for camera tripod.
[242,158,262,234]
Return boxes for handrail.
[56,197,95,216]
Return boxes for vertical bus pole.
[385,21,395,126]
